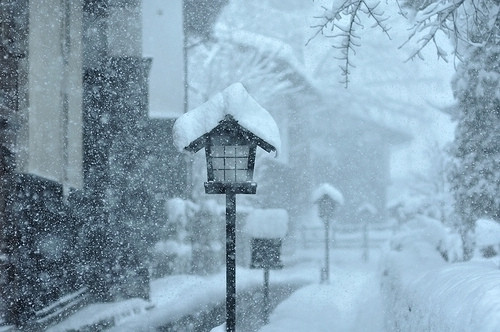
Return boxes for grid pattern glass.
[210,146,250,182]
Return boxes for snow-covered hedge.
[380,216,500,332]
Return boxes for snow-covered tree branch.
[307,0,391,86]
[310,0,499,83]
[401,0,499,61]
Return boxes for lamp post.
[173,83,280,332]
[312,184,344,284]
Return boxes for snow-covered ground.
[48,219,500,331]
[49,233,385,331]
[259,247,385,332]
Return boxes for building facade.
[0,0,187,327]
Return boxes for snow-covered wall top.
[311,183,344,205]
[244,208,288,239]
[173,83,281,155]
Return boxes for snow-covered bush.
[151,198,199,277]
[473,218,500,265]
[381,215,500,332]
[190,199,225,275]
[389,215,462,262]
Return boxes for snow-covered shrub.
[473,218,500,265]
[381,216,500,332]
[151,198,199,277]
[389,215,462,262]
[190,199,225,275]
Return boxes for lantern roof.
[244,208,289,239]
[312,183,344,205]
[173,83,281,155]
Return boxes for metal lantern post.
[317,196,337,283]
[250,238,284,323]
[246,208,288,325]
[313,184,343,284]
[173,83,280,332]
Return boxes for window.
[209,145,250,182]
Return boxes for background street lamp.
[173,83,280,332]
[312,183,344,283]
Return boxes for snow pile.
[381,216,500,332]
[311,183,344,205]
[46,298,150,332]
[210,323,226,332]
[244,209,288,239]
[474,218,500,262]
[389,215,461,261]
[172,82,281,154]
[475,218,500,247]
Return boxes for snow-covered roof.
[173,83,281,155]
[216,27,317,92]
[312,183,344,205]
[244,208,288,239]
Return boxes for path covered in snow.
[258,247,385,332]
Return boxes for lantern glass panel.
[212,158,225,169]
[209,145,251,182]
[211,146,225,157]
[214,170,225,182]
[235,170,248,182]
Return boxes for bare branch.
[307,0,392,86]
[309,0,499,85]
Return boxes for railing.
[299,223,394,250]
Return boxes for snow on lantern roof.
[312,183,344,205]
[357,202,378,215]
[173,83,281,155]
[244,208,288,239]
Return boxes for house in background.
[0,0,189,327]
[209,0,414,230]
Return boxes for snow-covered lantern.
[312,183,344,222]
[173,83,280,195]
[312,183,343,283]
[173,83,280,332]
[245,209,288,269]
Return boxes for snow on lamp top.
[312,183,344,205]
[244,209,288,239]
[172,82,281,155]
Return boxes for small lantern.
[250,238,283,269]
[245,209,288,270]
[182,114,275,194]
[312,183,344,222]
[173,83,280,195]
[317,196,338,222]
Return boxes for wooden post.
[226,191,236,332]
[362,220,369,262]
[324,218,330,283]
[263,268,270,324]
